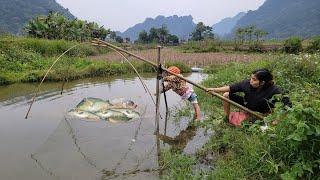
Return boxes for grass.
[0,36,192,85]
[161,53,320,179]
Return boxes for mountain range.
[233,0,320,39]
[0,0,74,35]
[117,15,196,41]
[212,12,246,38]
[1,0,320,39]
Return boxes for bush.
[0,36,109,57]
[180,40,220,53]
[306,36,320,53]
[283,37,303,54]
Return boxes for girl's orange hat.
[167,66,181,74]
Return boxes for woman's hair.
[252,68,274,88]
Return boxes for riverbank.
[162,53,320,179]
[0,36,191,85]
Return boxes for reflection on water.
[0,73,209,180]
[0,74,157,106]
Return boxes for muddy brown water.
[0,73,209,180]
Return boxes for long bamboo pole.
[25,43,82,119]
[91,39,264,120]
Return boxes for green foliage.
[0,36,158,85]
[190,22,214,41]
[162,53,320,179]
[25,12,109,41]
[180,39,220,53]
[199,53,320,179]
[283,37,303,54]
[306,36,320,53]
[0,36,109,57]
[0,0,75,35]
[161,150,200,180]
[234,25,268,52]
[136,26,179,45]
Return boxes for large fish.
[67,109,101,121]
[109,98,137,109]
[76,97,112,112]
[95,108,140,122]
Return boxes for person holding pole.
[159,66,201,120]
[208,68,291,125]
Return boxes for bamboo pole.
[155,46,162,134]
[92,39,264,120]
[25,43,82,119]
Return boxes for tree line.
[24,12,271,46]
[25,12,109,41]
[234,25,268,45]
[136,25,179,45]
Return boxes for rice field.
[89,48,266,67]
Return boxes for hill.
[0,0,75,35]
[233,0,320,39]
[212,12,246,38]
[119,15,196,41]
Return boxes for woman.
[208,68,291,119]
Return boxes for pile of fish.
[68,97,140,123]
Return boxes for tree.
[254,29,268,43]
[235,27,245,44]
[109,31,117,40]
[24,12,110,41]
[157,25,169,44]
[190,22,213,41]
[149,27,159,42]
[115,36,123,43]
[235,25,268,45]
[244,25,255,43]
[137,30,149,43]
[167,34,179,45]
[124,37,131,43]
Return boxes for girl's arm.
[207,86,230,93]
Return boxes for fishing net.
[31,99,160,179]
[30,74,208,180]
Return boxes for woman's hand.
[207,88,217,92]
[207,86,230,93]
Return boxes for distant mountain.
[119,15,196,41]
[233,0,320,39]
[212,12,246,38]
[0,0,75,35]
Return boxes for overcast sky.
[56,0,266,32]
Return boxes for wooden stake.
[155,46,161,134]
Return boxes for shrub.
[306,36,320,53]
[180,40,220,53]
[283,37,303,54]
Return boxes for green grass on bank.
[162,53,320,179]
[0,36,191,85]
[0,35,110,57]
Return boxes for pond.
[0,73,208,180]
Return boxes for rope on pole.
[102,45,163,119]
[25,43,84,119]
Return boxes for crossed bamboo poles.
[25,38,264,120]
[91,39,264,120]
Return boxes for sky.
[56,0,266,32]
